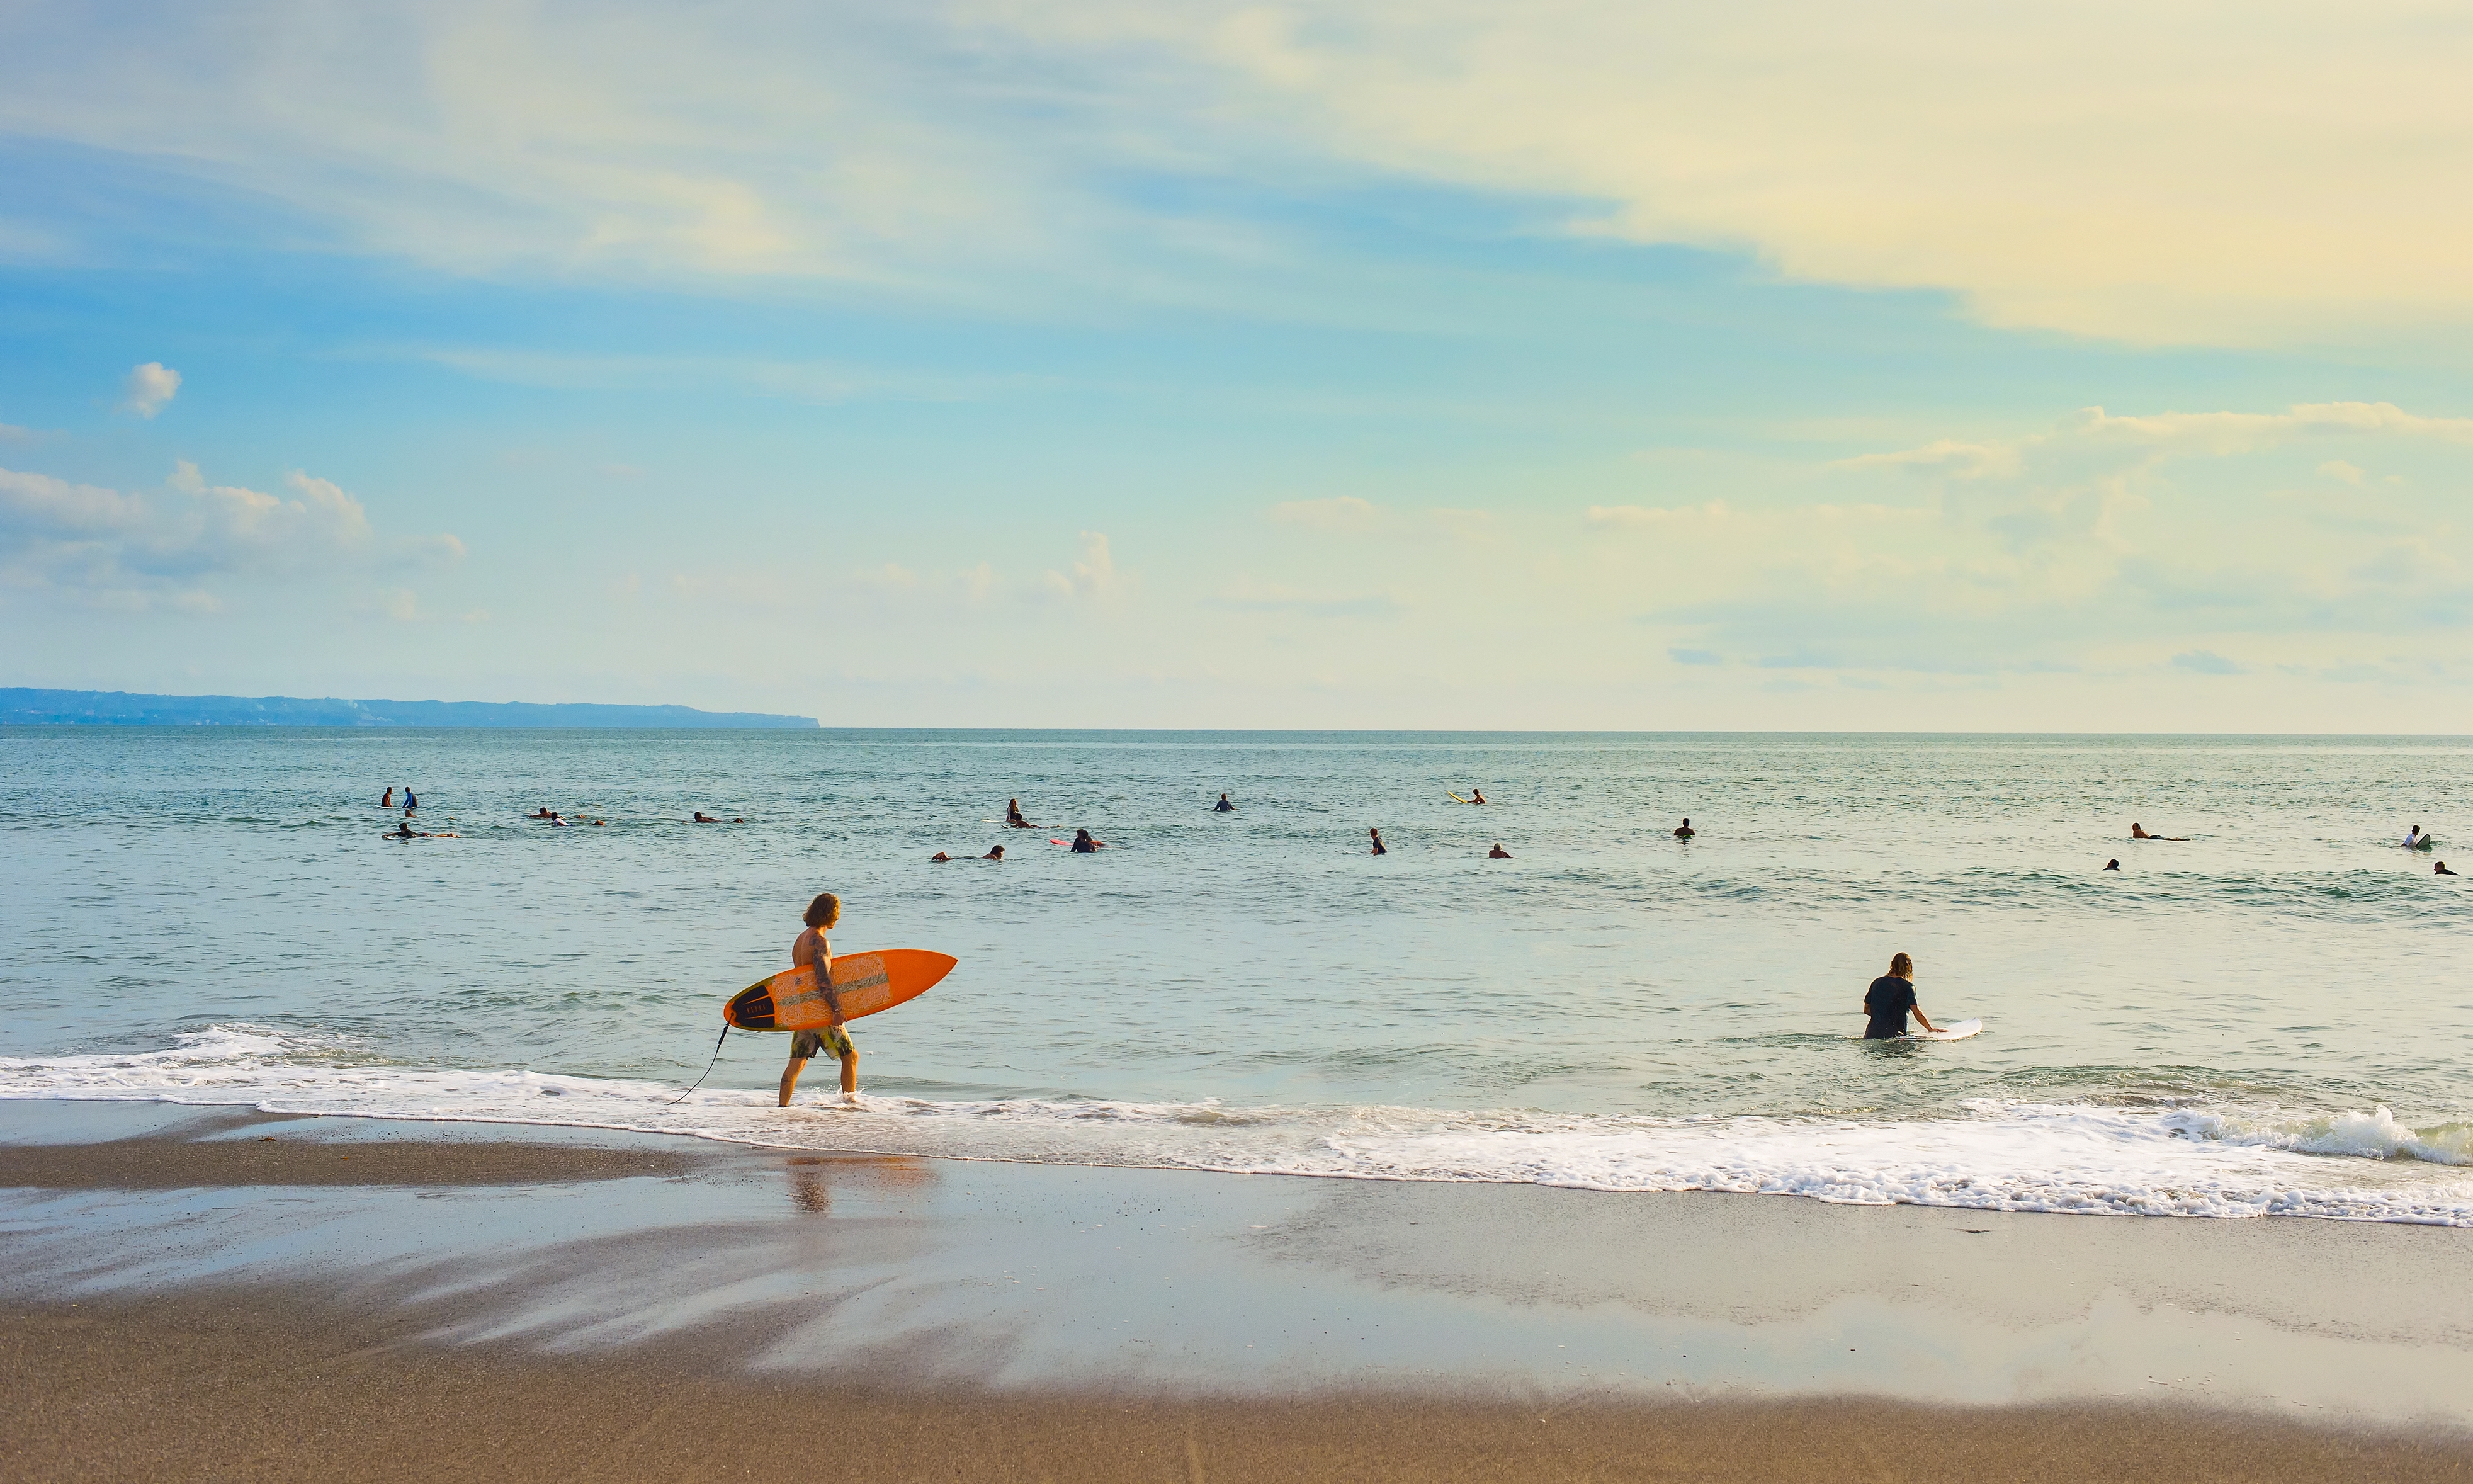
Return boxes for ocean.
[4,727,2469,1223]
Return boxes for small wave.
[4,1027,2470,1225]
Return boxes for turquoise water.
[4,727,2470,1220]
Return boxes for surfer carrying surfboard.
[1862,953,1942,1040]
[779,892,858,1104]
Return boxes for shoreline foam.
[6,1026,2472,1225]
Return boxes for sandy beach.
[5,1101,2471,1481]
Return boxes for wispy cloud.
[0,459,459,609]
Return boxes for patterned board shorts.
[789,1024,854,1061]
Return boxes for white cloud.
[120,362,179,417]
[1042,530,1123,603]
[0,459,456,608]
[999,1,2473,346]
[2319,460,2367,487]
[1844,403,2473,482]
[1270,495,1383,531]
[10,3,2467,345]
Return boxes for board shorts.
[790,1024,854,1061]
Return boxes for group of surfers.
[2106,820,2452,875]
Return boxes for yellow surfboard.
[723,949,956,1031]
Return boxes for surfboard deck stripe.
[725,949,956,1031]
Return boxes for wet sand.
[5,1101,2472,1481]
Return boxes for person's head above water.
[804,892,841,929]
[2437,861,2457,875]
[2105,859,2120,870]
[1888,951,1913,979]
[985,844,1005,859]
[1073,829,1092,842]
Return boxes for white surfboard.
[1914,1019,1983,1041]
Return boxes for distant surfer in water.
[1071,829,1102,852]
[1488,842,1512,858]
[693,810,717,823]
[932,845,1007,862]
[1214,794,1235,812]
[404,788,418,811]
[1369,827,1387,856]
[1673,818,1695,840]
[381,787,393,808]
[2131,822,2185,840]
[2104,859,2120,871]
[1862,953,1942,1040]
[1005,799,1031,828]
[780,892,856,1105]
[2437,861,2459,876]
[532,807,553,820]
[1469,788,1488,805]
[385,820,426,839]
[2405,825,2435,851]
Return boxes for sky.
[3,0,2471,730]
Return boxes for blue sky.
[4,0,2470,728]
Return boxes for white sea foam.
[6,1027,2472,1225]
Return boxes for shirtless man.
[1673,818,1695,840]
[2130,822,2186,840]
[1469,788,1488,805]
[779,892,857,1104]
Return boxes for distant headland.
[1,688,818,729]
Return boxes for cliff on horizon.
[1,688,817,728]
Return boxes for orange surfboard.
[724,949,956,1031]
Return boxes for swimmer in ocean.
[779,892,856,1105]
[2104,859,2120,871]
[693,810,717,823]
[1213,794,1235,812]
[2437,861,2458,876]
[1005,799,1031,827]
[1673,818,1695,839]
[2130,822,2186,840]
[1369,827,1387,856]
[1071,829,1102,852]
[1488,842,1512,858]
[1862,953,1942,1039]
[381,787,393,808]
[532,807,553,820]
[1469,788,1488,805]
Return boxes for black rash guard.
[1863,976,1918,1039]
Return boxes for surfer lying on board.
[1005,798,1031,827]
[1862,953,1941,1039]
[693,810,718,823]
[931,846,1006,861]
[780,892,857,1104]
[385,820,427,839]
[2130,822,2186,840]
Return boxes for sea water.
[4,728,2470,1222]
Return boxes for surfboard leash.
[671,1024,729,1105]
